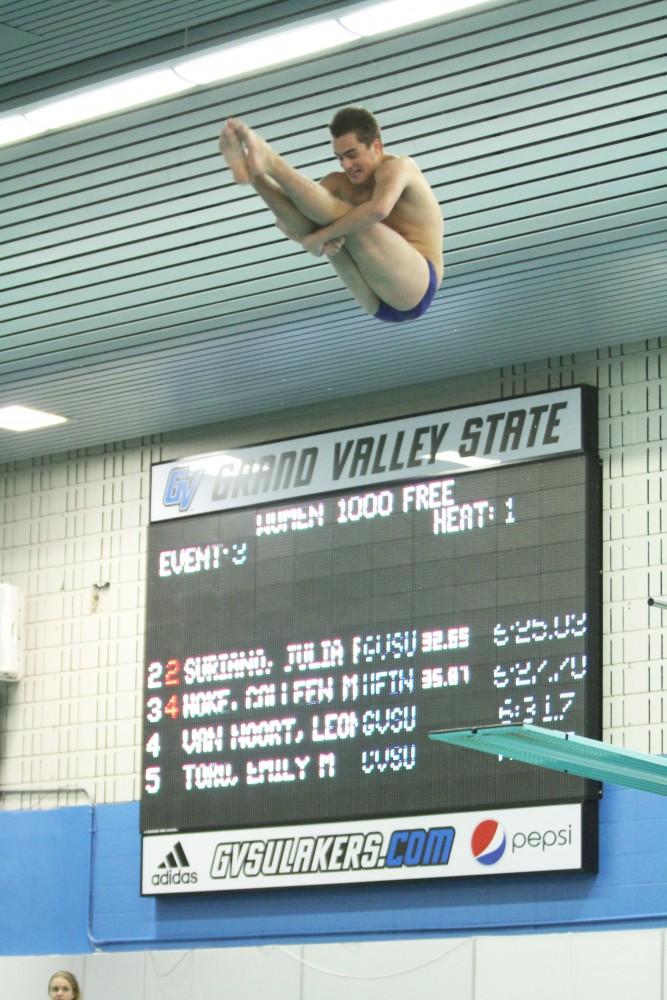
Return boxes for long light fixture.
[0,114,43,144]
[435,450,500,469]
[429,723,667,796]
[175,20,361,85]
[0,405,68,432]
[24,68,195,130]
[340,0,492,34]
[0,0,494,147]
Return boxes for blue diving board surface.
[430,724,667,796]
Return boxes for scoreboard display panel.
[141,387,601,892]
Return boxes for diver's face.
[333,132,382,184]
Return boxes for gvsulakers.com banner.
[141,802,588,894]
[151,387,593,521]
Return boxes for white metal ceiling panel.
[0,0,665,462]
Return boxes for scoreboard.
[141,386,601,893]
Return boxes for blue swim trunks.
[374,259,438,323]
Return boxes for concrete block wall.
[1,336,666,802]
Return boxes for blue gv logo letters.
[163,467,203,512]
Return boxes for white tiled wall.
[1,338,665,802]
[0,440,160,802]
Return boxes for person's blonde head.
[48,972,81,1000]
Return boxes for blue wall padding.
[0,805,91,954]
[3,783,667,955]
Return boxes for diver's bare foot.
[219,121,250,183]
[230,118,274,178]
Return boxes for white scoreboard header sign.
[151,387,594,521]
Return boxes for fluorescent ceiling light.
[0,0,494,145]
[0,114,43,145]
[435,450,500,469]
[430,723,667,796]
[340,0,493,35]
[24,69,195,130]
[0,405,68,432]
[174,19,359,85]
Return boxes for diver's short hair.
[329,107,381,145]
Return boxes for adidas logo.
[152,841,198,886]
[159,840,190,869]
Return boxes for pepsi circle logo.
[471,819,506,866]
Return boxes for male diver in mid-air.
[219,107,444,322]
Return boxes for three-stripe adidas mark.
[151,840,198,887]
[158,841,190,869]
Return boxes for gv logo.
[163,467,203,512]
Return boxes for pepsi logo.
[471,819,506,866]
